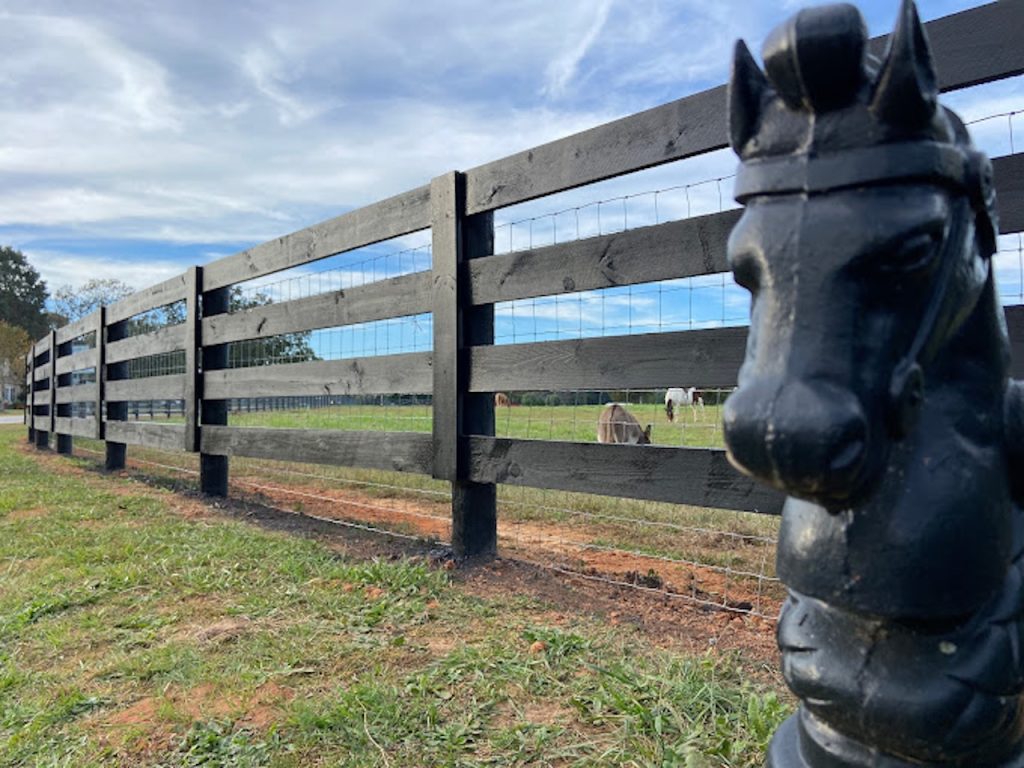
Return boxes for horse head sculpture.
[723,1,1024,764]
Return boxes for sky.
[2,0,1022,351]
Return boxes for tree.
[52,278,135,323]
[228,288,317,367]
[0,321,32,406]
[0,246,49,341]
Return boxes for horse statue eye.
[884,232,939,273]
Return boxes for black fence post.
[31,341,49,449]
[184,266,200,452]
[200,283,230,496]
[105,318,129,470]
[94,308,105,440]
[431,171,497,558]
[55,334,72,455]
[26,349,34,443]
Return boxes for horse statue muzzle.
[722,1,1024,765]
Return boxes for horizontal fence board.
[54,348,98,375]
[32,416,50,430]
[471,328,749,392]
[473,305,1024,392]
[33,336,51,354]
[104,421,186,452]
[55,383,98,404]
[105,324,187,365]
[200,426,434,475]
[1009,305,1024,380]
[202,185,431,292]
[54,417,98,438]
[204,352,433,399]
[463,4,1024,214]
[468,437,784,514]
[469,210,740,305]
[32,363,51,383]
[106,374,187,402]
[996,153,1024,235]
[866,1,1024,92]
[55,314,97,346]
[106,273,188,325]
[201,271,432,346]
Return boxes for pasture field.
[1,424,787,767]
[224,403,728,448]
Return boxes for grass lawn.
[0,424,788,766]
[222,403,727,449]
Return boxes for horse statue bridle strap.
[735,140,999,258]
[887,196,979,437]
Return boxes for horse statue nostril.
[829,438,865,474]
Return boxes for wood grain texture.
[470,328,749,392]
[463,5,1024,215]
[105,324,187,364]
[54,348,99,376]
[32,363,51,383]
[105,374,187,402]
[200,426,434,475]
[468,210,740,305]
[867,1,1024,92]
[203,352,433,399]
[200,271,432,346]
[33,416,50,431]
[105,273,188,325]
[53,417,98,438]
[994,153,1024,235]
[1009,305,1024,380]
[201,185,431,292]
[55,313,98,346]
[467,437,783,514]
[431,172,460,482]
[55,383,98,405]
[104,421,187,452]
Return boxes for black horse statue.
[723,1,1024,765]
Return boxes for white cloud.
[25,249,184,292]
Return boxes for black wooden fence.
[25,2,1024,557]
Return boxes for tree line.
[0,244,316,408]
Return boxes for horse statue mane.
[723,1,1024,764]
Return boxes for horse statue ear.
[729,40,769,154]
[871,0,937,130]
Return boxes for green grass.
[1,424,788,766]
[223,403,727,448]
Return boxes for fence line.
[25,2,1024,563]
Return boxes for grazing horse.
[597,403,651,445]
[494,392,511,409]
[664,387,703,423]
[723,1,1023,765]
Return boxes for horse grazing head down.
[722,0,999,509]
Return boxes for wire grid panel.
[493,389,731,449]
[232,241,432,309]
[496,483,782,619]
[225,457,452,545]
[225,393,432,433]
[228,314,432,370]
